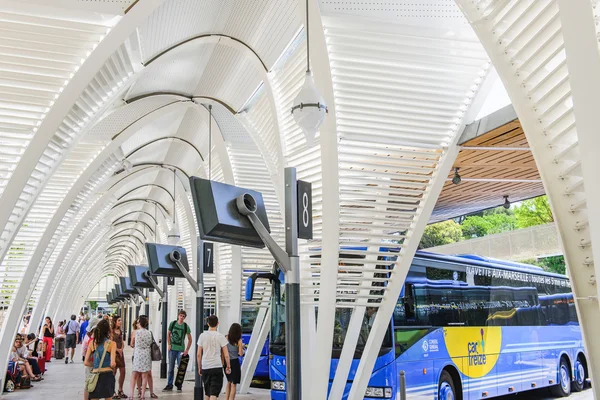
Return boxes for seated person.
[14,337,42,380]
[10,341,40,383]
[24,334,40,358]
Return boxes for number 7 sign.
[203,242,214,274]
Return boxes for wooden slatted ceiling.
[431,118,545,223]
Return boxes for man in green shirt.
[164,310,192,391]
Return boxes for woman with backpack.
[84,319,116,400]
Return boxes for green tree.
[88,300,98,310]
[514,196,554,228]
[519,255,566,275]
[461,213,517,239]
[419,220,463,249]
[537,255,566,275]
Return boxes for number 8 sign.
[297,180,313,240]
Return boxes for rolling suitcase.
[54,338,65,359]
[36,357,45,374]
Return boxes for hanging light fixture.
[452,167,461,185]
[167,168,180,245]
[291,0,328,147]
[503,195,511,209]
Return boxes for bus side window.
[403,283,415,320]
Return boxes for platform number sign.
[297,180,313,240]
[203,242,214,274]
[167,276,175,286]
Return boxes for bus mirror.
[246,273,258,301]
[245,272,280,302]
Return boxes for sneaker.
[64,357,68,364]
[176,386,182,391]
[70,359,74,364]
[163,385,173,391]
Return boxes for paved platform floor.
[10,344,269,400]
[7,344,593,399]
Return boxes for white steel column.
[455,0,600,395]
[347,145,461,399]
[239,307,270,393]
[228,245,243,330]
[557,0,600,390]
[306,0,340,397]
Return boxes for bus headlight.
[271,381,286,391]
[365,386,393,398]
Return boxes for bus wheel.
[571,356,586,392]
[551,358,572,397]
[438,371,457,400]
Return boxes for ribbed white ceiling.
[137,0,301,68]
[126,41,217,100]
[320,0,471,30]
[195,45,263,112]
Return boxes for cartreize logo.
[445,327,501,378]
[467,328,486,366]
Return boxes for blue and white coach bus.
[269,251,588,399]
[240,308,270,379]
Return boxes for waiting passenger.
[198,315,231,400]
[84,319,116,400]
[64,314,80,364]
[41,317,54,362]
[224,323,244,400]
[12,337,41,381]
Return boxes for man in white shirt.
[197,315,231,400]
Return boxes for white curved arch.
[23,99,193,341]
[48,169,186,320]
[44,103,235,319]
[131,32,285,186]
[0,0,165,264]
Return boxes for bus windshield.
[241,308,258,334]
[270,281,392,357]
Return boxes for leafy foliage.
[537,255,566,275]
[419,220,463,249]
[514,196,554,228]
[461,213,517,239]
[88,300,98,311]
[518,255,565,275]
[420,195,555,249]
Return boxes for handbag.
[19,376,31,389]
[150,332,162,361]
[85,340,110,393]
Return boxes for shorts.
[66,334,77,349]
[202,367,223,397]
